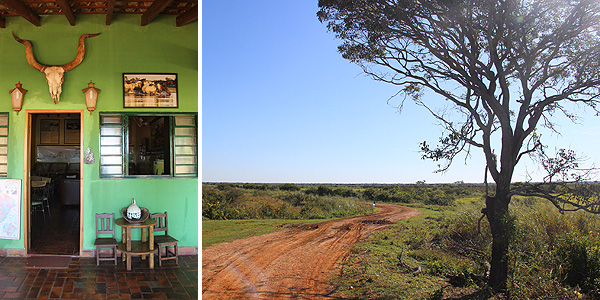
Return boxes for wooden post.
[126,228,132,267]
[122,227,126,262]
[141,228,147,260]
[149,226,154,269]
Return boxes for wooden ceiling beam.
[55,0,75,25]
[105,0,115,25]
[175,5,196,27]
[140,0,173,26]
[0,0,41,26]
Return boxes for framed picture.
[39,119,60,145]
[64,119,80,144]
[123,73,178,108]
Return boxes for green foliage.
[203,184,600,297]
[508,197,600,297]
[201,184,370,220]
[277,183,300,191]
[202,182,488,221]
[334,205,484,299]
[304,185,359,197]
[334,196,600,299]
[240,183,265,190]
[360,184,483,205]
[554,233,600,293]
[201,185,226,220]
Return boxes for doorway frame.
[23,109,84,256]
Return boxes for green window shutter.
[173,115,197,177]
[0,114,8,177]
[100,115,124,177]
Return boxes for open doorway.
[28,113,81,256]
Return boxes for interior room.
[29,113,80,255]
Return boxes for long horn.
[12,32,47,73]
[61,33,101,72]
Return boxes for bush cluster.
[508,198,600,298]
[202,184,369,220]
[440,198,600,298]
[361,184,482,205]
[202,182,490,221]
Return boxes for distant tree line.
[202,182,489,220]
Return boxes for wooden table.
[115,218,157,271]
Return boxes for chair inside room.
[33,176,52,215]
[94,213,118,266]
[151,212,179,266]
[30,180,50,222]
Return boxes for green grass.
[202,218,330,248]
[333,198,600,299]
[332,203,488,299]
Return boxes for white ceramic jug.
[126,198,142,219]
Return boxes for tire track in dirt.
[202,203,420,299]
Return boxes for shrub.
[409,249,478,286]
[316,185,334,196]
[553,233,600,293]
[224,188,244,205]
[333,187,358,198]
[202,184,370,220]
[279,192,315,207]
[278,183,300,191]
[438,208,491,263]
[202,186,225,219]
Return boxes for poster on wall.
[40,119,60,144]
[0,179,21,240]
[64,119,80,144]
[37,146,80,163]
[123,73,178,108]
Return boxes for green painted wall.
[0,15,198,251]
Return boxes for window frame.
[99,112,197,179]
[0,113,8,178]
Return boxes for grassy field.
[332,202,486,299]
[202,218,331,247]
[332,197,600,299]
[202,183,600,298]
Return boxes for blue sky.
[201,1,600,184]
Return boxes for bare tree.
[318,0,600,291]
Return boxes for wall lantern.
[9,81,27,115]
[82,80,100,115]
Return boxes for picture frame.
[39,119,60,145]
[123,73,178,108]
[64,119,80,144]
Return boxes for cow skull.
[12,32,100,104]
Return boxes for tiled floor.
[30,203,80,255]
[0,255,198,299]
[24,186,198,299]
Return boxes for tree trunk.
[485,191,513,292]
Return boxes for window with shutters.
[0,114,8,178]
[99,113,197,178]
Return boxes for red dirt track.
[202,203,420,299]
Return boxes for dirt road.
[202,204,420,299]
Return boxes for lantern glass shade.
[9,82,27,115]
[82,81,100,114]
[85,89,96,107]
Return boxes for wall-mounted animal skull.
[12,32,100,104]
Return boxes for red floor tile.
[0,256,197,299]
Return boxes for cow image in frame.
[123,73,178,108]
